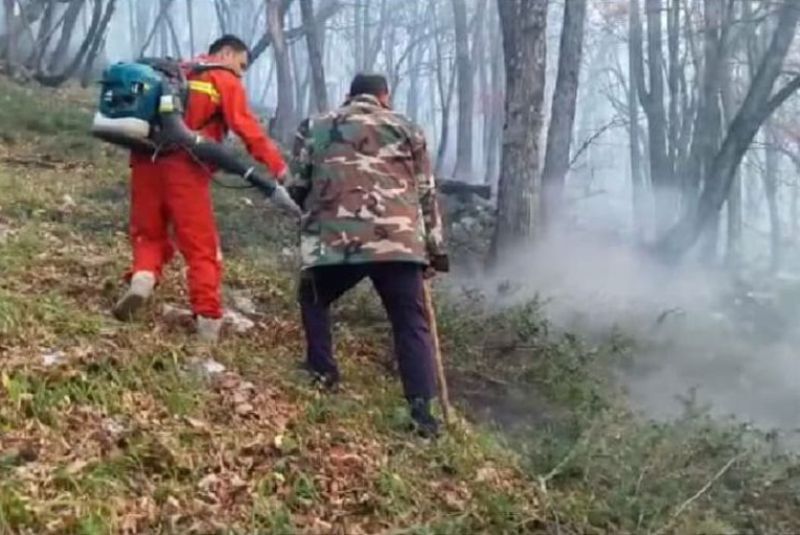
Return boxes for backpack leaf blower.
[90,59,300,215]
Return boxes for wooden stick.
[423,279,451,425]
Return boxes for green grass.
[0,78,545,534]
[435,287,800,533]
[4,73,798,535]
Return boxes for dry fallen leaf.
[64,458,88,475]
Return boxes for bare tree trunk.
[128,0,135,51]
[47,0,83,74]
[540,0,587,232]
[26,0,55,70]
[36,0,105,87]
[3,0,15,75]
[363,0,387,72]
[81,0,117,87]
[134,0,150,54]
[657,2,800,258]
[792,163,799,250]
[290,40,309,123]
[721,23,742,269]
[267,0,294,145]
[696,0,728,264]
[353,0,363,71]
[186,0,194,57]
[432,0,456,177]
[627,36,647,242]
[488,0,548,265]
[165,10,182,58]
[476,3,489,181]
[484,9,503,186]
[726,170,743,267]
[300,0,328,113]
[451,0,474,181]
[406,36,425,123]
[764,126,781,273]
[630,0,673,235]
[214,0,228,34]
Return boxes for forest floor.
[1,78,800,534]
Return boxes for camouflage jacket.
[287,94,446,269]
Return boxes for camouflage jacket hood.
[287,94,445,269]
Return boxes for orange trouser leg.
[129,159,175,279]
[163,156,223,319]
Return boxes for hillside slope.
[0,80,545,534]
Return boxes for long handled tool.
[423,280,452,426]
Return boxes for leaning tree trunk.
[300,0,328,113]
[451,0,474,181]
[81,0,117,87]
[267,0,295,145]
[656,2,800,259]
[540,0,587,232]
[764,126,781,273]
[488,0,548,265]
[47,0,84,74]
[26,0,56,70]
[2,0,14,75]
[36,0,105,87]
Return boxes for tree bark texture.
[300,0,329,113]
[540,0,587,231]
[488,0,548,265]
[451,0,473,181]
[267,0,295,145]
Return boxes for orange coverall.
[128,58,287,319]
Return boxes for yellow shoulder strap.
[187,80,220,104]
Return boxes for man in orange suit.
[113,35,288,343]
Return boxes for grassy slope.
[0,80,544,534]
[2,79,800,535]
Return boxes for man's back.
[292,94,438,269]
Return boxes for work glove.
[429,253,450,273]
[424,253,450,279]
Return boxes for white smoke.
[455,229,800,433]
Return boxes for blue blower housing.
[98,62,163,121]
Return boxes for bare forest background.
[6,3,800,530]
[3,0,800,272]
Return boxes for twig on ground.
[537,422,599,493]
[653,454,741,535]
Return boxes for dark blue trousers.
[298,262,437,401]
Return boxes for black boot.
[408,398,441,438]
[311,370,340,392]
[298,361,341,392]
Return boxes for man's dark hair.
[349,73,389,98]
[209,34,250,60]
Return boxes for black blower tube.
[92,109,301,216]
[158,112,278,197]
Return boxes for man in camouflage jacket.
[287,74,449,437]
